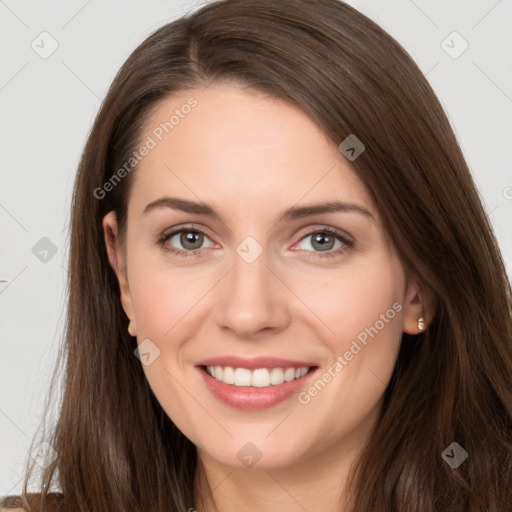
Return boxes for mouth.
[195,358,318,410]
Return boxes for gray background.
[1,0,511,496]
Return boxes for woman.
[2,0,511,510]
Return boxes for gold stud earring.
[417,316,425,332]
[128,320,137,337]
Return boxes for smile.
[196,357,318,410]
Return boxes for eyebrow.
[142,196,375,223]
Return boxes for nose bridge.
[232,239,269,295]
[214,234,289,335]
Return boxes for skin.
[103,81,432,512]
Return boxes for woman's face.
[104,81,424,470]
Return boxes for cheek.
[288,259,404,449]
[126,251,206,435]
[127,248,212,339]
[292,256,405,345]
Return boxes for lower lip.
[197,366,317,411]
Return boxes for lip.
[196,356,316,370]
[195,357,318,411]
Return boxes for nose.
[214,244,291,338]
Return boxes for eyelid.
[293,224,353,245]
[160,223,353,244]
[160,223,217,242]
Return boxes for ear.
[402,274,436,335]
[102,211,135,326]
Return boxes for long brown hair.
[4,0,511,510]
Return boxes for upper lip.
[196,356,317,370]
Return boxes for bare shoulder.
[1,508,27,512]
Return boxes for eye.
[157,226,215,257]
[294,227,354,258]
[157,225,354,259]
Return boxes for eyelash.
[156,224,354,259]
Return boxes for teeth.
[270,367,285,385]
[284,368,295,382]
[223,366,235,384]
[205,365,310,387]
[234,368,252,386]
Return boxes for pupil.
[313,233,334,251]
[181,231,203,250]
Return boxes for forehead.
[128,82,376,220]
